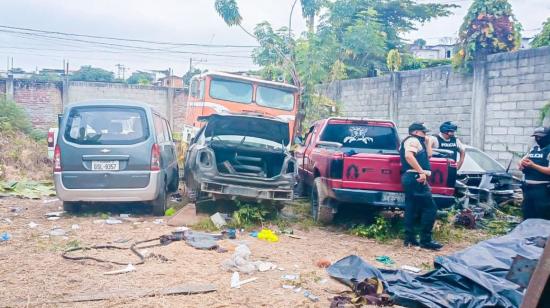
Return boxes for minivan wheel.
[311,178,334,224]
[152,183,168,216]
[63,201,81,213]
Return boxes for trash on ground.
[327,219,550,308]
[281,274,299,281]
[505,254,538,288]
[303,290,320,302]
[93,220,105,224]
[49,228,66,236]
[316,258,332,268]
[227,228,236,239]
[47,217,61,221]
[257,229,278,242]
[164,207,175,217]
[28,221,38,229]
[400,265,421,273]
[153,219,164,225]
[71,224,80,230]
[282,284,294,289]
[375,256,395,266]
[287,234,306,240]
[105,219,123,225]
[55,283,217,303]
[45,211,63,217]
[2,218,12,224]
[167,204,199,226]
[230,271,257,289]
[249,231,259,238]
[1,232,11,241]
[10,207,23,213]
[43,198,59,204]
[210,212,227,229]
[222,244,277,274]
[103,263,135,275]
[185,231,220,250]
[119,214,130,218]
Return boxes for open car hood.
[200,114,290,146]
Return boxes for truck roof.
[198,71,299,92]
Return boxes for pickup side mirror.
[316,141,342,149]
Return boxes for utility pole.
[115,64,128,80]
[189,58,207,71]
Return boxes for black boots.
[420,240,443,250]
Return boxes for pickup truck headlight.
[197,149,216,170]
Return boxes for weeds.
[349,215,404,243]
[191,218,218,232]
[230,201,277,229]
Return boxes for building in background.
[158,75,184,88]
[410,43,456,60]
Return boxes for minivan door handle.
[82,155,130,161]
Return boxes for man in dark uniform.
[431,121,466,170]
[400,122,443,250]
[519,126,550,220]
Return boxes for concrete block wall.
[68,81,171,117]
[319,46,550,165]
[172,89,188,132]
[397,67,473,143]
[484,47,550,162]
[13,80,63,131]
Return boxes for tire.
[63,201,81,213]
[295,180,310,198]
[311,178,334,224]
[152,180,168,216]
[168,168,180,193]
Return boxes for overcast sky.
[0,0,548,76]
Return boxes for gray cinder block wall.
[318,46,550,165]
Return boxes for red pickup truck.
[294,118,456,223]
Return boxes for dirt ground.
[0,197,479,308]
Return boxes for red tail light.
[53,145,61,172]
[151,144,161,171]
[47,131,55,147]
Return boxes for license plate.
[381,192,405,204]
[92,161,119,171]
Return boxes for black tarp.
[327,219,550,308]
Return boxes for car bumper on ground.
[54,171,161,202]
[201,181,293,201]
[331,188,455,209]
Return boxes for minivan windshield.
[64,107,149,145]
[320,124,398,150]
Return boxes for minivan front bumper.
[54,171,161,202]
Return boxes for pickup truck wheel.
[311,178,334,224]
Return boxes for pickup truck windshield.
[320,124,398,150]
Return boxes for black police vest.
[436,135,459,161]
[523,145,550,181]
[400,136,431,173]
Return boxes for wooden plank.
[55,283,217,303]
[521,238,550,308]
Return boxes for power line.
[0,29,254,59]
[0,24,258,48]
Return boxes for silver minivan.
[54,100,179,215]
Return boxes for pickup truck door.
[295,124,317,184]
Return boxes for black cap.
[531,126,550,137]
[408,122,430,134]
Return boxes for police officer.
[400,122,443,250]
[519,127,550,220]
[431,121,466,169]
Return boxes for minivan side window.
[153,115,166,143]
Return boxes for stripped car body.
[183,113,297,203]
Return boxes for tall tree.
[531,18,550,48]
[127,71,154,85]
[70,66,114,82]
[413,38,427,48]
[300,0,322,33]
[453,0,521,71]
